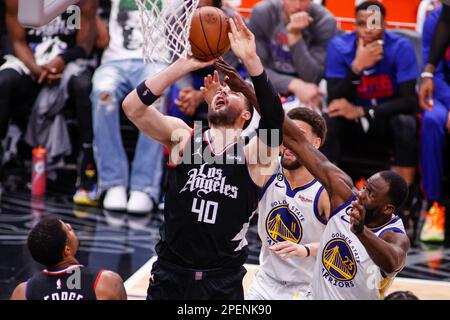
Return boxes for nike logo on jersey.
[275,182,285,188]
[341,214,351,224]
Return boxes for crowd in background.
[0,0,448,244]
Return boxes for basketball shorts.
[146,259,247,300]
[246,269,310,300]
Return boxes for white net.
[135,0,200,64]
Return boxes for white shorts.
[246,269,310,300]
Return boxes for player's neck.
[49,257,80,271]
[283,166,315,188]
[209,126,240,150]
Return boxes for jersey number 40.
[191,198,218,224]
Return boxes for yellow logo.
[322,239,357,281]
[265,205,302,243]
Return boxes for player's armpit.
[318,189,331,222]
[94,271,127,300]
[10,282,26,300]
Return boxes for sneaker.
[420,201,446,243]
[103,186,127,211]
[73,185,98,207]
[127,191,154,213]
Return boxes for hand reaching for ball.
[228,13,257,62]
[228,13,263,76]
[200,70,222,105]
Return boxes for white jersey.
[102,0,170,63]
[257,162,327,286]
[311,196,406,300]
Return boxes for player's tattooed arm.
[350,194,410,274]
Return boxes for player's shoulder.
[10,282,27,300]
[94,270,126,299]
[97,270,124,285]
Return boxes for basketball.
[189,6,231,61]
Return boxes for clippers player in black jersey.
[122,14,284,300]
[10,216,127,300]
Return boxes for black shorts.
[146,260,247,300]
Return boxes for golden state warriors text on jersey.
[255,161,326,289]
[312,197,406,300]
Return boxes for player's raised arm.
[122,57,214,147]
[215,58,354,210]
[226,13,284,187]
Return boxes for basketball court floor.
[1,172,450,300]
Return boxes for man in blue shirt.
[418,4,450,243]
[321,1,419,218]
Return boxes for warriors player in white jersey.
[247,107,330,300]
[215,57,410,300]
[283,125,410,300]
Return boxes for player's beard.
[281,151,302,170]
[208,106,241,127]
[364,207,379,224]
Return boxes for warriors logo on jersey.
[265,205,302,244]
[322,238,357,282]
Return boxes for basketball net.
[135,0,200,64]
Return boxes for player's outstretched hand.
[182,55,217,73]
[215,58,248,94]
[350,193,366,235]
[270,241,309,259]
[200,70,222,105]
[228,13,257,62]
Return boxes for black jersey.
[26,265,102,300]
[26,12,77,59]
[156,127,260,269]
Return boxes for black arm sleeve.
[327,72,361,103]
[251,70,284,147]
[427,4,450,68]
[365,79,418,117]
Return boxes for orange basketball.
[189,6,231,61]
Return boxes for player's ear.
[241,110,251,121]
[312,137,321,149]
[383,204,395,216]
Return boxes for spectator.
[91,0,169,213]
[0,0,97,204]
[10,216,126,300]
[321,1,419,202]
[418,4,450,244]
[248,0,337,108]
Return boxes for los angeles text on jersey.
[44,292,84,300]
[180,164,238,199]
[321,230,360,289]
